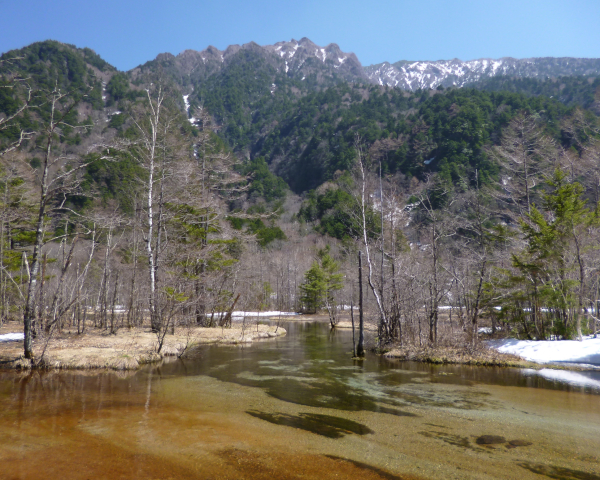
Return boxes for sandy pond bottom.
[1,323,600,480]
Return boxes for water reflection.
[1,321,598,419]
[0,369,145,422]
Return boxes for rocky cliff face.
[136,38,600,93]
[264,37,368,83]
[133,38,368,89]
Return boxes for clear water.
[1,321,599,479]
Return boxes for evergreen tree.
[299,261,327,314]
[492,169,599,339]
[300,246,343,314]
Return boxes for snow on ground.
[222,311,299,320]
[488,336,600,365]
[339,305,358,310]
[0,333,24,342]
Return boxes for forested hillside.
[2,38,600,367]
[472,74,600,112]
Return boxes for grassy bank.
[0,322,286,371]
[334,318,597,371]
[382,344,539,368]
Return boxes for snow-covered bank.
[0,333,23,342]
[229,311,299,320]
[488,336,600,365]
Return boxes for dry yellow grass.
[0,322,286,371]
[383,344,540,368]
[334,320,378,331]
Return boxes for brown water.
[1,322,600,480]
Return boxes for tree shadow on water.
[246,410,374,438]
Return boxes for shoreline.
[334,319,536,368]
[334,320,600,372]
[2,315,597,373]
[382,344,544,369]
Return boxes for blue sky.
[1,0,599,71]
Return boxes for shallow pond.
[1,321,599,479]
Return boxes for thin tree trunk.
[350,296,356,357]
[356,144,388,340]
[127,220,138,328]
[38,253,47,332]
[23,128,53,359]
[110,271,119,334]
[45,235,79,333]
[357,251,365,357]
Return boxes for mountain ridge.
[131,37,369,90]
[135,38,600,92]
[365,56,600,90]
[5,38,600,95]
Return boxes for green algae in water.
[199,322,496,416]
[246,411,374,438]
[257,376,420,417]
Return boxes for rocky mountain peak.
[140,39,600,94]
[140,37,368,87]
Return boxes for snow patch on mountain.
[334,56,347,69]
[365,57,600,91]
[183,94,190,115]
[319,48,327,62]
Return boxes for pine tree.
[493,168,598,339]
[300,246,343,314]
